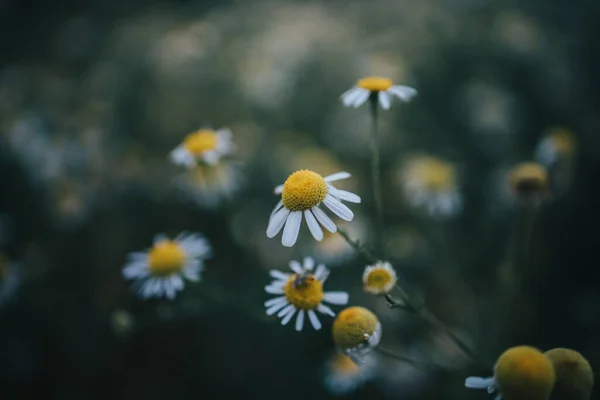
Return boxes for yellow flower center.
[365,269,393,291]
[509,162,548,197]
[281,170,328,211]
[284,273,323,310]
[147,240,186,276]
[183,129,218,155]
[494,346,556,400]
[357,76,393,92]
[332,307,379,350]
[331,353,360,375]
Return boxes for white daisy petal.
[274,184,284,195]
[278,304,295,318]
[267,207,290,238]
[265,285,285,295]
[265,295,287,307]
[328,186,361,203]
[465,376,495,390]
[295,310,305,331]
[389,85,417,102]
[266,300,289,315]
[378,91,391,110]
[270,200,284,216]
[324,194,354,221]
[304,210,323,241]
[303,257,315,271]
[340,87,362,107]
[324,172,351,182]
[281,307,297,326]
[352,89,370,108]
[323,291,349,305]
[311,206,337,233]
[315,264,328,281]
[317,303,335,317]
[270,270,290,281]
[282,211,302,247]
[308,310,322,330]
[289,260,303,274]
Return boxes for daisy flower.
[170,127,234,168]
[122,232,211,300]
[341,76,417,110]
[174,162,241,209]
[324,352,378,395]
[465,346,555,400]
[535,127,576,165]
[264,256,349,331]
[266,170,361,247]
[0,254,19,307]
[363,261,397,295]
[400,155,462,217]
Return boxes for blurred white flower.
[341,76,416,110]
[170,128,234,168]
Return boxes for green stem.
[337,227,378,263]
[375,346,461,370]
[369,94,385,258]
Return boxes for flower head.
[535,127,576,165]
[122,232,211,299]
[324,351,378,395]
[341,76,417,110]
[333,307,381,361]
[267,170,361,247]
[264,257,349,331]
[544,348,593,400]
[465,345,556,400]
[400,156,462,216]
[170,127,234,168]
[363,261,397,295]
[508,162,549,204]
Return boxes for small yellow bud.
[332,307,381,356]
[494,345,556,400]
[508,162,549,204]
[544,348,593,400]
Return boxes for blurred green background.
[1,0,600,398]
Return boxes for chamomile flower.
[544,348,594,400]
[363,261,397,295]
[535,127,576,166]
[507,162,549,205]
[174,162,241,209]
[122,232,211,300]
[400,156,462,217]
[0,254,19,307]
[324,351,378,395]
[264,257,349,331]
[465,345,555,400]
[341,76,417,110]
[170,127,234,168]
[333,307,382,362]
[267,170,361,247]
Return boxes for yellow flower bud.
[544,348,593,400]
[332,307,381,357]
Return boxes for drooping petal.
[281,307,297,325]
[340,87,363,107]
[328,186,361,203]
[464,376,495,390]
[351,89,370,108]
[267,207,290,238]
[324,172,351,182]
[311,206,337,233]
[324,194,354,221]
[388,85,417,102]
[317,303,335,317]
[264,295,287,308]
[307,310,322,330]
[295,310,305,331]
[378,91,391,110]
[266,299,289,315]
[323,291,349,305]
[282,211,302,247]
[304,210,323,241]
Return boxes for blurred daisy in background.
[170,127,235,168]
[323,351,378,395]
[363,261,397,295]
[267,170,361,247]
[507,162,549,205]
[0,253,19,307]
[122,232,211,300]
[333,306,382,362]
[264,257,349,331]
[174,162,242,209]
[535,127,576,166]
[341,76,417,110]
[398,155,462,217]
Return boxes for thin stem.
[337,227,378,263]
[369,94,385,258]
[375,346,462,370]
